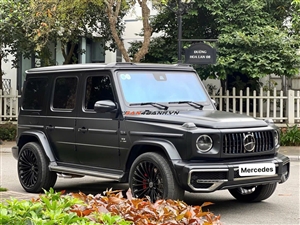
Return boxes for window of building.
[86,39,105,63]
[22,78,48,110]
[84,75,114,110]
[116,49,122,62]
[52,77,78,109]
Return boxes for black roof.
[26,62,194,74]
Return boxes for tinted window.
[53,77,78,109]
[84,76,114,110]
[22,78,48,110]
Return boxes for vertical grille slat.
[224,135,228,154]
[238,133,243,153]
[223,131,274,155]
[263,131,266,152]
[268,131,273,149]
[256,132,261,152]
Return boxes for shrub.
[280,125,300,146]
[0,186,7,192]
[0,188,123,225]
[0,122,17,141]
[0,188,222,225]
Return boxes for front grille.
[223,131,274,154]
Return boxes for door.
[45,75,79,164]
[75,74,120,169]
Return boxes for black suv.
[12,63,290,202]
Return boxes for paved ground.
[0,141,299,202]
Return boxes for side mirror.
[94,100,117,113]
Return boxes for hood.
[124,110,268,129]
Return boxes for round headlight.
[196,135,213,152]
[274,130,279,146]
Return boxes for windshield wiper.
[168,101,204,110]
[130,102,169,110]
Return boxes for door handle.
[78,127,88,133]
[46,125,55,130]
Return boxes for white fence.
[0,88,300,127]
[211,87,300,127]
[0,90,19,124]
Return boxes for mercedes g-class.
[12,63,290,202]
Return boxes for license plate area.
[238,163,276,177]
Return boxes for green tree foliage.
[1,0,169,69]
[0,0,35,89]
[27,0,126,65]
[128,36,178,63]
[292,0,300,34]
[204,0,300,80]
[130,0,300,82]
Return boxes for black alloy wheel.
[18,142,57,193]
[18,148,39,188]
[129,152,184,202]
[131,160,164,200]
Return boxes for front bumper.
[174,153,290,192]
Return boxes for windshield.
[117,71,209,104]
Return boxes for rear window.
[52,77,78,109]
[22,77,48,110]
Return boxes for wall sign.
[185,43,217,64]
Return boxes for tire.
[17,142,57,193]
[229,183,277,202]
[129,152,184,202]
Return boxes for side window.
[84,76,114,110]
[53,77,78,109]
[22,78,48,110]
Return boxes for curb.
[0,191,40,202]
[289,155,300,161]
[0,149,12,153]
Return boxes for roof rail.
[174,63,192,67]
[107,62,136,67]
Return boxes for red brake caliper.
[143,173,148,189]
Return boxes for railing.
[2,79,12,95]
[0,90,19,124]
[0,88,300,127]
[211,87,300,127]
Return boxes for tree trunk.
[106,1,131,62]
[105,0,152,63]
[61,43,76,64]
[133,0,152,62]
[221,78,226,95]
